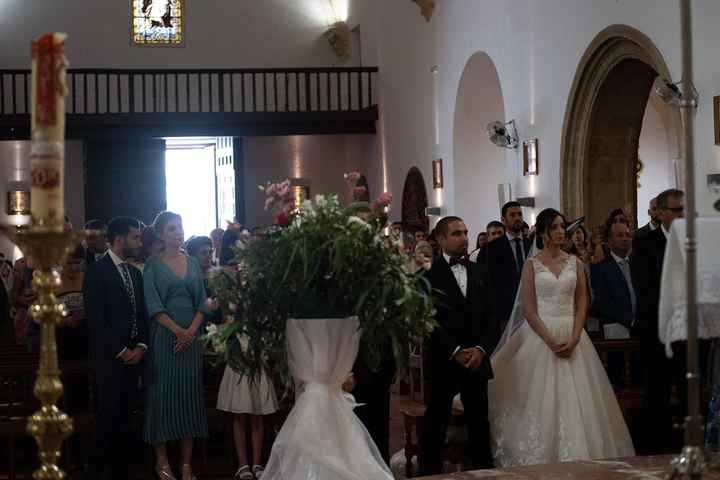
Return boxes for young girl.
[216,228,278,480]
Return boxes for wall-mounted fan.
[653,76,697,107]
[486,120,519,149]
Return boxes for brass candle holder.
[2,225,79,479]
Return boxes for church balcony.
[0,67,379,140]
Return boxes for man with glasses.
[631,188,684,454]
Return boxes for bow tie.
[449,255,470,268]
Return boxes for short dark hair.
[486,220,505,232]
[185,236,212,258]
[84,219,106,231]
[435,216,464,237]
[107,217,141,244]
[657,188,684,210]
[501,201,522,218]
[219,229,240,266]
[153,211,182,236]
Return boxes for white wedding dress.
[488,255,635,467]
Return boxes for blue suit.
[590,255,635,329]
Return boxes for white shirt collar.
[506,232,522,242]
[442,252,452,265]
[661,224,671,239]
[649,221,658,231]
[107,248,126,267]
[610,250,629,264]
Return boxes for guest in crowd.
[632,188,686,454]
[210,227,224,266]
[409,240,433,274]
[143,211,210,480]
[635,197,661,240]
[10,256,35,344]
[470,232,488,263]
[569,225,590,263]
[486,201,532,332]
[185,235,222,325]
[487,221,505,243]
[591,222,635,332]
[414,229,427,243]
[0,269,9,341]
[420,216,496,475]
[521,221,530,239]
[27,244,89,360]
[0,256,13,293]
[84,217,149,480]
[216,230,278,480]
[84,219,108,267]
[130,224,162,272]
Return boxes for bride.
[488,208,635,467]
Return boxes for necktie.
[119,263,138,339]
[513,238,524,272]
[618,259,637,322]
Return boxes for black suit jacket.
[485,235,532,328]
[424,256,497,380]
[590,255,635,329]
[630,227,666,340]
[83,254,149,367]
[634,222,655,242]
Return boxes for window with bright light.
[165,143,216,239]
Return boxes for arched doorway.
[453,51,507,236]
[401,167,429,234]
[560,25,681,229]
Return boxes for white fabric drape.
[659,217,720,357]
[263,317,393,480]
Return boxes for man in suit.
[591,222,636,386]
[84,219,108,267]
[631,188,684,454]
[84,217,148,480]
[635,197,661,241]
[419,216,497,475]
[591,222,636,331]
[485,201,532,333]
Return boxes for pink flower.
[273,210,290,226]
[344,171,361,183]
[353,186,367,196]
[264,196,276,211]
[375,192,393,207]
[265,182,278,196]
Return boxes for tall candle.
[30,33,67,230]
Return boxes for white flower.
[228,302,237,312]
[206,323,218,336]
[301,199,313,212]
[347,215,370,229]
[236,333,250,353]
[315,194,327,206]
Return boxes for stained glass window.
[131,0,184,46]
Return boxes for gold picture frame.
[432,159,443,189]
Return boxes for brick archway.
[560,25,681,229]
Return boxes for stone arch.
[560,24,681,228]
[401,167,429,233]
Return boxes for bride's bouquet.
[203,173,436,385]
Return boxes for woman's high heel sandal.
[181,463,198,480]
[156,464,177,480]
[234,465,253,480]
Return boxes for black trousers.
[352,366,396,464]
[90,359,141,480]
[419,361,493,476]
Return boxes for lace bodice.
[532,255,577,327]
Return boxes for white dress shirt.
[107,249,148,357]
[661,224,671,239]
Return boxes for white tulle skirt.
[262,317,393,480]
[488,317,635,467]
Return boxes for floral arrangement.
[203,173,436,384]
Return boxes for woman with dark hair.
[185,236,221,326]
[143,211,210,480]
[569,225,590,262]
[487,208,634,466]
[26,244,89,360]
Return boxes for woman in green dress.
[143,211,209,480]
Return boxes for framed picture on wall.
[131,0,185,46]
[523,138,539,176]
[714,96,720,145]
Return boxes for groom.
[420,216,497,475]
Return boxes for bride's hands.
[554,336,580,359]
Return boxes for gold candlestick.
[2,227,80,479]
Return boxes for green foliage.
[202,194,436,385]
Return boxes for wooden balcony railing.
[0,67,378,116]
